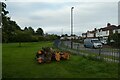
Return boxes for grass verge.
[2,42,118,78]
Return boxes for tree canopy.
[1,2,60,44]
[36,28,44,36]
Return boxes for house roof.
[87,30,96,34]
[82,33,87,35]
[82,23,119,35]
[117,25,120,29]
[99,25,117,31]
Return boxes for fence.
[58,40,120,63]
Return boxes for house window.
[118,29,120,33]
[113,30,115,34]
[106,31,108,34]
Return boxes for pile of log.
[35,47,70,64]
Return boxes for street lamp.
[71,7,74,49]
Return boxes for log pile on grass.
[35,47,70,64]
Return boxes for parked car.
[84,38,102,48]
[100,40,107,45]
[99,38,107,45]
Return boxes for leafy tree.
[9,20,21,30]
[15,30,32,46]
[45,34,59,41]
[31,35,38,42]
[2,2,21,43]
[28,27,35,35]
[1,2,58,43]
[24,27,28,31]
[36,28,44,36]
[38,36,45,41]
[65,34,68,37]
[61,34,68,37]
[1,2,9,15]
[109,33,120,48]
[2,2,10,43]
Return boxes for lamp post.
[71,7,74,49]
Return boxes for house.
[60,35,79,40]
[96,28,110,38]
[74,35,79,39]
[82,28,97,38]
[82,33,87,38]
[95,23,117,44]
[96,23,117,38]
[86,31,94,38]
[117,25,120,33]
[86,31,95,38]
[86,28,97,38]
[82,23,118,44]
[113,25,120,34]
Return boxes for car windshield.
[92,40,101,43]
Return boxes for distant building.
[87,28,97,38]
[82,33,87,38]
[117,25,120,33]
[82,23,118,44]
[60,35,79,40]
[96,23,117,38]
[86,31,94,38]
[82,28,97,38]
[113,25,120,34]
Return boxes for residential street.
[62,41,119,57]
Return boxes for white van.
[84,38,102,48]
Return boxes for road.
[62,41,119,57]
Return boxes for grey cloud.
[6,2,118,36]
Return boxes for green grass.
[2,42,118,78]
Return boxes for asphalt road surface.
[62,41,119,57]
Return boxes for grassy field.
[2,42,118,78]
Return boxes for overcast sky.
[4,0,119,36]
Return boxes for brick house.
[113,25,120,34]
[95,23,117,44]
[82,33,87,38]
[96,23,117,38]
[82,23,118,44]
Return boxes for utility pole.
[71,7,74,49]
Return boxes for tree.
[15,30,32,46]
[2,2,21,43]
[61,34,68,37]
[45,34,59,41]
[36,28,44,36]
[9,21,21,30]
[28,27,35,35]
[1,2,9,15]
[109,33,120,48]
[24,27,28,31]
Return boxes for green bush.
[108,33,120,48]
